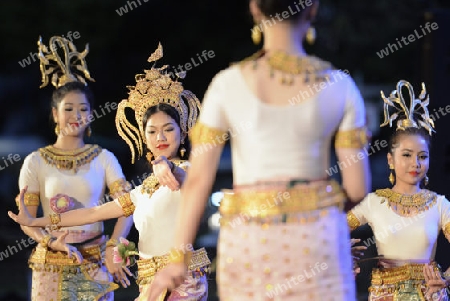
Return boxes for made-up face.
[52,92,92,137]
[387,134,429,188]
[145,111,181,160]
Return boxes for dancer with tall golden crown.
[9,43,210,301]
[347,80,450,300]
[12,35,133,301]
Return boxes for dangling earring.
[389,164,395,185]
[306,26,316,45]
[86,126,92,137]
[146,152,153,163]
[180,146,186,158]
[55,124,60,136]
[251,23,262,45]
[424,175,429,186]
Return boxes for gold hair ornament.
[380,80,435,135]
[38,35,95,88]
[115,43,201,163]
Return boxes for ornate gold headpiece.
[380,79,435,135]
[38,35,95,88]
[115,43,201,163]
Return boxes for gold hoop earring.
[146,152,153,163]
[55,124,60,136]
[180,146,186,158]
[251,24,262,45]
[306,26,316,45]
[424,175,429,186]
[389,164,395,185]
[86,126,92,137]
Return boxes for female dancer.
[347,80,450,300]
[9,44,210,301]
[16,35,133,301]
[144,0,371,300]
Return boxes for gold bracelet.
[40,234,53,248]
[49,213,61,230]
[106,238,118,248]
[168,247,192,265]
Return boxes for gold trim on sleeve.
[189,122,228,146]
[16,192,40,207]
[108,179,132,199]
[335,127,368,149]
[347,211,361,231]
[443,223,450,242]
[117,193,135,217]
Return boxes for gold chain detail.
[39,144,102,172]
[375,188,437,216]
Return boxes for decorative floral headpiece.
[115,43,201,163]
[380,80,435,135]
[37,35,95,88]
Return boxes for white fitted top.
[350,192,450,260]
[114,161,190,258]
[198,64,366,185]
[19,146,127,233]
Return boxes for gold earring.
[424,175,429,186]
[86,126,92,137]
[146,152,153,163]
[180,146,186,158]
[306,26,316,45]
[55,124,60,136]
[389,164,395,185]
[251,24,262,45]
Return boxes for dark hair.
[142,103,191,159]
[51,81,95,109]
[388,126,431,188]
[388,127,431,155]
[255,0,317,22]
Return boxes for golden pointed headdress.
[380,79,435,135]
[38,35,95,88]
[115,43,201,163]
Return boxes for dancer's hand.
[351,239,366,276]
[48,231,84,264]
[423,264,448,298]
[105,245,133,288]
[152,156,180,191]
[140,263,187,301]
[8,186,36,227]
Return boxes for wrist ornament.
[106,238,118,248]
[48,213,61,231]
[40,234,56,248]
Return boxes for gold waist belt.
[29,244,103,274]
[371,263,437,286]
[136,247,210,285]
[220,180,345,217]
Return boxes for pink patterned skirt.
[217,180,356,301]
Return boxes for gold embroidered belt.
[136,247,211,285]
[29,244,104,274]
[369,262,439,295]
[220,179,345,218]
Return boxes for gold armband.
[189,122,228,146]
[347,211,361,231]
[169,248,192,265]
[335,127,369,149]
[106,238,118,248]
[48,213,61,231]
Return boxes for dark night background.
[0,1,450,300]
